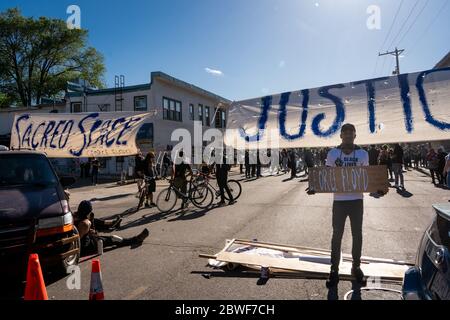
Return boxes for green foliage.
[0,8,106,106]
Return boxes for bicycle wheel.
[156,187,178,213]
[191,184,214,209]
[225,180,242,201]
[137,188,146,210]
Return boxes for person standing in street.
[244,150,250,178]
[310,123,370,288]
[216,155,236,206]
[172,151,193,209]
[288,150,297,179]
[91,157,100,186]
[143,152,157,208]
[368,145,379,166]
[392,144,405,190]
[437,147,448,186]
[427,148,439,185]
[444,153,450,189]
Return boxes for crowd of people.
[239,143,450,190]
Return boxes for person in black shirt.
[172,151,192,209]
[216,155,236,206]
[392,144,404,189]
[143,152,157,207]
[368,145,379,166]
[91,158,100,186]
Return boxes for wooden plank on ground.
[215,251,409,280]
[234,239,413,266]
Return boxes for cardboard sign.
[308,165,389,194]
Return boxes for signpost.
[308,166,389,194]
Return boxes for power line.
[373,0,405,77]
[408,0,450,56]
[387,0,421,50]
[397,0,431,46]
[379,47,405,75]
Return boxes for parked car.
[0,150,80,279]
[402,203,450,300]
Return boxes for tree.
[0,8,105,107]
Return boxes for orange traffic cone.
[24,253,48,300]
[89,259,104,300]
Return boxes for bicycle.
[192,172,242,202]
[137,176,155,210]
[156,174,214,213]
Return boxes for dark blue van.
[0,151,80,278]
[402,203,450,300]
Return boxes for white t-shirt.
[326,146,369,201]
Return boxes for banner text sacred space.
[10,112,151,158]
[224,67,450,149]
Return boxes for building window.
[205,106,210,126]
[134,96,147,111]
[163,97,182,122]
[71,102,82,113]
[189,104,194,120]
[214,108,227,128]
[198,104,203,124]
[221,110,226,128]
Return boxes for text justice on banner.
[224,67,450,149]
[10,112,152,158]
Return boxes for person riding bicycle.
[143,152,157,208]
[172,150,192,209]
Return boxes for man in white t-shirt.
[324,123,369,288]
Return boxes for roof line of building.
[67,71,231,104]
[435,51,450,69]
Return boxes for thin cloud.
[279,60,286,68]
[205,67,224,76]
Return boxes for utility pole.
[379,47,405,75]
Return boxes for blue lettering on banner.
[59,120,74,148]
[40,121,56,148]
[353,77,389,134]
[239,96,273,142]
[21,124,33,147]
[279,90,310,140]
[117,117,142,145]
[106,117,126,147]
[311,84,346,137]
[31,122,46,148]
[50,120,66,149]
[398,74,413,133]
[70,113,98,156]
[15,114,30,149]
[416,68,450,131]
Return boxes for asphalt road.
[43,167,448,300]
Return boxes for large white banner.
[10,112,152,158]
[224,67,450,149]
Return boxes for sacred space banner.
[224,67,450,149]
[10,112,152,158]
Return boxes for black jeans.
[217,177,233,202]
[330,200,363,272]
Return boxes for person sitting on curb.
[74,200,149,256]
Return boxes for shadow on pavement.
[118,211,173,230]
[90,193,134,202]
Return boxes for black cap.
[341,123,356,133]
[77,200,93,219]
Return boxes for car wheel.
[60,226,81,274]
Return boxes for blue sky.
[1,0,449,101]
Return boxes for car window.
[429,215,450,251]
[0,154,58,187]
